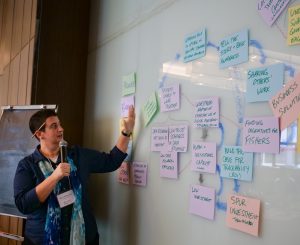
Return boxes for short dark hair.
[29,109,58,134]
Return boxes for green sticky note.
[122,72,136,96]
[143,93,158,126]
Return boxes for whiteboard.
[85,0,300,244]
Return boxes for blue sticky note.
[246,63,284,103]
[219,29,248,69]
[220,146,253,182]
[184,29,206,63]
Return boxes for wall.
[85,1,300,245]
[0,0,37,107]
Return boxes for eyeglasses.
[31,121,63,138]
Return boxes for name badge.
[57,190,75,208]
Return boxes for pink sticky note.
[168,125,188,152]
[131,162,147,186]
[118,162,130,184]
[269,74,300,130]
[160,84,180,112]
[226,194,260,236]
[191,142,216,174]
[194,97,219,128]
[257,0,291,26]
[151,126,169,152]
[243,116,280,153]
[121,95,135,117]
[189,185,215,220]
[160,151,178,179]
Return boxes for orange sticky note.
[269,74,300,130]
[226,194,260,236]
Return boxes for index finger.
[128,105,135,118]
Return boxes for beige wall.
[0,0,37,107]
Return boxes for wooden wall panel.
[30,0,37,39]
[0,65,9,106]
[0,215,10,245]
[22,0,32,47]
[0,0,14,71]
[26,38,34,104]
[11,0,24,59]
[8,54,20,105]
[18,44,29,104]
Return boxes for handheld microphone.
[59,139,68,163]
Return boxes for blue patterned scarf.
[38,157,85,245]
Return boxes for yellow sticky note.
[287,4,300,46]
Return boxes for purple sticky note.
[168,125,188,152]
[160,84,180,112]
[151,126,169,152]
[189,185,215,220]
[121,95,134,117]
[194,97,219,128]
[131,162,147,187]
[243,116,280,153]
[257,0,291,26]
[191,142,217,174]
[160,151,178,179]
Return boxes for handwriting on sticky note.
[246,63,284,103]
[226,194,260,236]
[258,0,291,26]
[160,151,178,179]
[191,142,216,174]
[122,72,136,96]
[269,74,300,130]
[160,84,180,112]
[151,126,169,152]
[189,185,215,220]
[131,162,147,186]
[168,125,188,152]
[288,4,300,45]
[243,117,280,153]
[143,93,158,126]
[194,97,219,128]
[184,29,206,63]
[219,29,248,69]
[221,146,253,181]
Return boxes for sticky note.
[189,185,215,220]
[191,142,216,174]
[287,4,300,45]
[151,126,169,152]
[122,72,136,96]
[258,0,291,26]
[269,74,300,130]
[160,84,180,112]
[160,151,178,179]
[226,194,260,236]
[131,162,147,187]
[219,29,248,69]
[118,162,130,184]
[143,93,158,126]
[246,63,284,103]
[243,116,280,153]
[121,95,134,117]
[221,146,253,181]
[184,29,206,63]
[194,97,219,128]
[168,125,188,152]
